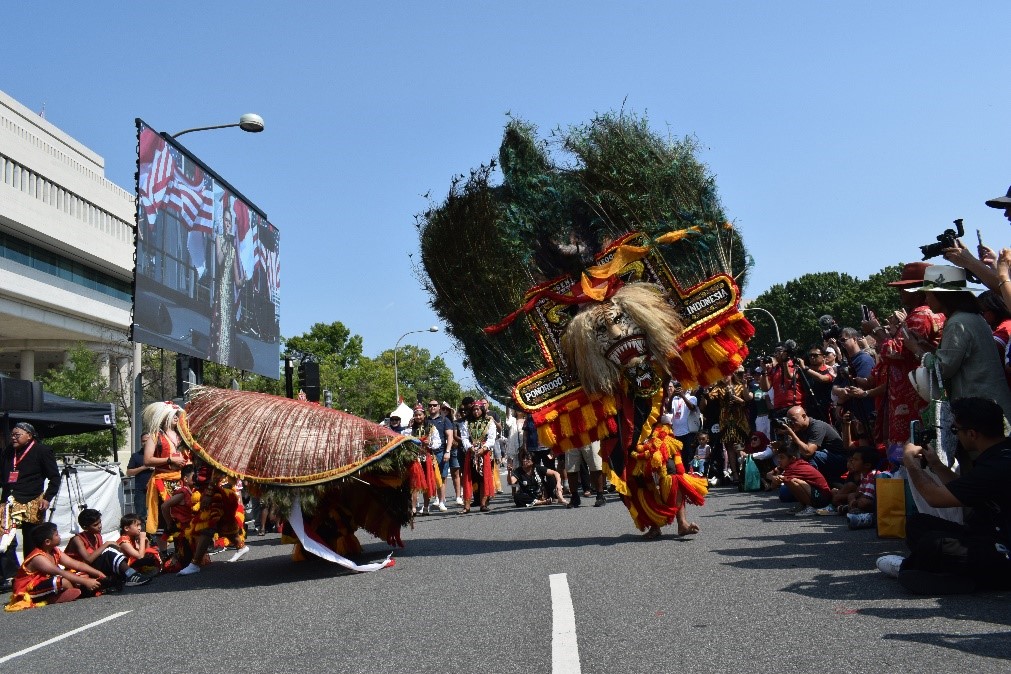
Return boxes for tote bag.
[876,476,907,538]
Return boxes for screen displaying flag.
[132,119,281,378]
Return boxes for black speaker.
[0,377,43,412]
[298,360,320,402]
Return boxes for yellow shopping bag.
[875,476,907,539]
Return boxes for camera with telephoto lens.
[919,218,964,260]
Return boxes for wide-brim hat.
[888,261,931,288]
[985,185,1011,209]
[904,265,984,293]
[908,367,933,402]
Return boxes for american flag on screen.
[254,220,281,305]
[168,160,213,234]
[138,129,212,234]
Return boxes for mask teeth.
[606,336,646,366]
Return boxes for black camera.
[822,324,842,341]
[774,416,791,427]
[919,218,964,260]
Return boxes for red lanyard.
[12,440,35,470]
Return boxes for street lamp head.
[239,113,265,133]
[428,326,440,333]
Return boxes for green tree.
[375,345,461,411]
[746,265,903,358]
[285,321,363,369]
[39,344,127,462]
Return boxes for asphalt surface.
[2,479,1010,673]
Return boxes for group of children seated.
[6,463,248,612]
[763,444,888,527]
[6,512,158,611]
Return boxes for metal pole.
[744,307,781,343]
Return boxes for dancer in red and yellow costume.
[176,462,247,575]
[142,401,193,556]
[561,283,710,539]
[406,404,440,514]
[460,399,497,513]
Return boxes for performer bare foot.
[676,509,700,536]
[643,526,662,540]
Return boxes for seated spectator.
[509,451,565,508]
[877,396,1011,594]
[842,447,889,529]
[63,509,151,588]
[116,514,162,577]
[768,445,832,516]
[779,405,848,486]
[5,523,104,611]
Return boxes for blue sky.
[5,2,1011,382]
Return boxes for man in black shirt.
[877,397,1011,594]
[780,406,847,485]
[1,422,61,587]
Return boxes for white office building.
[0,89,136,412]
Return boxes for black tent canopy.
[2,392,115,439]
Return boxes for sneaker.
[228,546,249,562]
[847,512,874,529]
[794,506,818,517]
[124,573,152,587]
[876,554,905,578]
[814,505,836,516]
[594,494,606,507]
[455,496,464,506]
[436,502,448,512]
[567,493,582,509]
[178,563,201,576]
[787,503,805,513]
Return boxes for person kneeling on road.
[778,405,848,487]
[876,396,1011,595]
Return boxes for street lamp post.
[165,114,266,401]
[172,113,265,138]
[394,326,439,403]
[743,307,781,343]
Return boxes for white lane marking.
[550,573,582,674]
[0,610,131,664]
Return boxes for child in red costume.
[5,523,104,611]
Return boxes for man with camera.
[876,396,1011,594]
[831,327,875,424]
[758,341,806,423]
[776,405,847,486]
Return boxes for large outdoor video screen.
[132,119,280,378]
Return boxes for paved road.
[2,482,1009,673]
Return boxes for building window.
[0,230,131,302]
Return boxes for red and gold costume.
[5,548,67,611]
[145,430,192,535]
